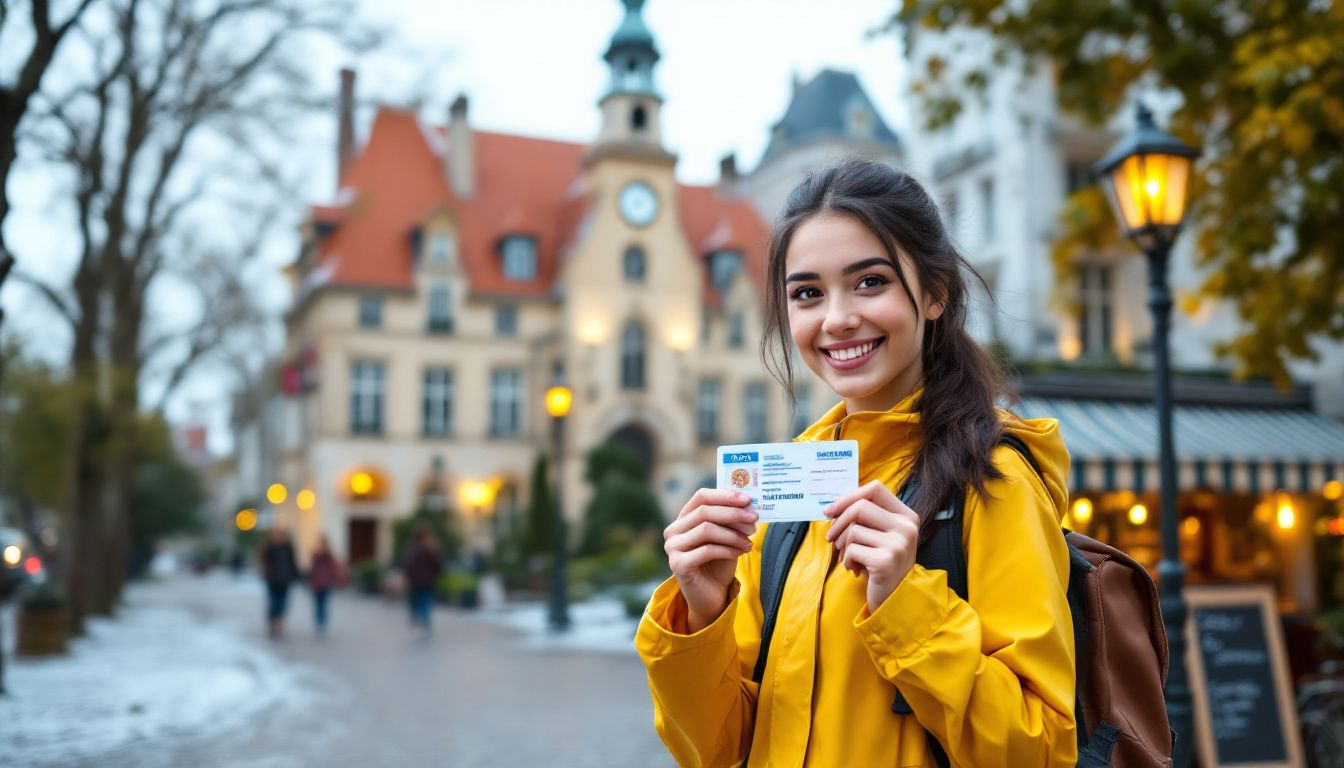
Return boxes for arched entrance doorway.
[607,423,657,479]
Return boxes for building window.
[427,282,453,333]
[430,233,452,266]
[632,104,647,132]
[623,246,646,282]
[1079,263,1114,357]
[1066,160,1095,195]
[501,236,537,281]
[621,321,646,390]
[495,304,518,337]
[981,178,995,240]
[791,385,812,437]
[358,295,382,329]
[744,383,768,443]
[696,379,720,443]
[349,361,385,435]
[422,367,453,436]
[700,307,711,342]
[489,369,523,437]
[709,250,742,292]
[728,312,745,348]
[943,192,959,237]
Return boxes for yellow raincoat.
[636,391,1078,767]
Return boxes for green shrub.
[350,559,382,594]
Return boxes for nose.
[820,295,860,337]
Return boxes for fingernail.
[735,492,749,502]
[745,511,758,522]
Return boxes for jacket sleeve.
[853,448,1078,767]
[634,528,766,768]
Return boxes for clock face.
[618,181,659,227]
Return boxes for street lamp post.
[1096,102,1200,768]
[544,368,574,632]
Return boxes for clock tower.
[563,0,700,511]
[590,0,674,163]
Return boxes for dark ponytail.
[761,158,1006,524]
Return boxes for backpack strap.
[752,520,808,683]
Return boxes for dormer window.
[708,250,743,292]
[430,233,453,266]
[631,105,647,132]
[500,236,537,281]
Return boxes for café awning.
[1016,398,1344,495]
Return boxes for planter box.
[17,608,70,656]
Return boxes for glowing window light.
[1128,503,1149,526]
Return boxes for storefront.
[1018,397,1344,621]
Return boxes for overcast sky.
[1,0,908,452]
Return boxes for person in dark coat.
[308,535,344,636]
[259,526,299,639]
[401,524,443,635]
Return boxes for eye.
[856,274,890,290]
[789,285,821,302]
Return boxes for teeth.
[830,341,874,361]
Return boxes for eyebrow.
[785,257,892,283]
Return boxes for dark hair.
[761,158,1006,524]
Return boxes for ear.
[923,291,947,322]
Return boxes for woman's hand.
[664,488,758,633]
[824,480,921,612]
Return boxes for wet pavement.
[1,572,675,767]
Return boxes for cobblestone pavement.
[4,574,676,768]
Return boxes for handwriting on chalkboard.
[1193,605,1286,763]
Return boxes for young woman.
[308,535,344,636]
[636,159,1077,766]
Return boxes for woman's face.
[784,213,942,415]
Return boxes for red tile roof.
[306,106,769,302]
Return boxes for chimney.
[447,94,475,198]
[337,68,356,186]
[719,153,738,185]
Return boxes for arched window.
[621,321,646,390]
[631,105,647,132]
[623,246,646,282]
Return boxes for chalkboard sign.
[1186,585,1303,768]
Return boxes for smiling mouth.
[822,337,885,362]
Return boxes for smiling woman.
[638,159,1079,768]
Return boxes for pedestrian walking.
[259,526,299,639]
[308,535,344,636]
[637,159,1078,766]
[401,525,442,635]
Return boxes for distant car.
[0,527,46,599]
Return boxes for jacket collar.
[797,389,923,470]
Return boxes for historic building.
[251,1,902,564]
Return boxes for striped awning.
[1016,398,1344,494]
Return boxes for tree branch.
[9,270,79,329]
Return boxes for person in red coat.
[307,535,344,636]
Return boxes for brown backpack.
[755,436,1174,766]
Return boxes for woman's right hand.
[664,488,758,633]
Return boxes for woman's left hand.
[824,480,921,611]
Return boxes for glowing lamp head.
[1094,103,1199,250]
[2,545,20,566]
[350,471,374,496]
[545,385,573,418]
[1325,480,1343,501]
[296,489,316,511]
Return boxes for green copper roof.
[605,0,658,60]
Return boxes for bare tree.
[21,0,370,625]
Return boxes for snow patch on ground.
[466,597,642,655]
[0,581,346,768]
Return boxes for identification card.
[716,441,860,523]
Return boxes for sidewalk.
[0,572,673,768]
